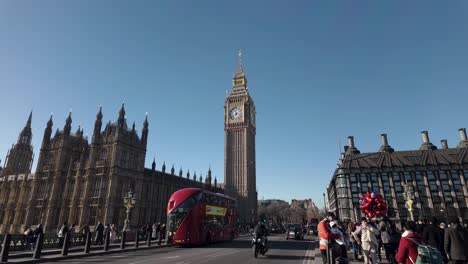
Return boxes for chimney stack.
[421,131,430,143]
[379,133,394,152]
[348,136,355,148]
[345,136,360,155]
[457,128,468,148]
[381,134,389,146]
[420,131,437,150]
[441,139,448,149]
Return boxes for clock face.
[229,107,242,121]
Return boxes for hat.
[326,212,336,218]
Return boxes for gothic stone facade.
[0,108,221,233]
[327,131,468,224]
[224,57,258,222]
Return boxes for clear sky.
[1,1,468,207]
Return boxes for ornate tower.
[1,112,34,176]
[224,50,257,222]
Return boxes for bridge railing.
[0,231,167,263]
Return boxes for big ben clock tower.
[224,50,257,222]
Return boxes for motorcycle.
[251,235,267,258]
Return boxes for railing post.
[61,232,70,256]
[120,231,126,249]
[146,230,152,247]
[104,230,110,251]
[135,231,139,248]
[33,233,44,259]
[84,232,92,254]
[0,234,11,263]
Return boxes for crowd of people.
[22,221,167,250]
[319,212,468,264]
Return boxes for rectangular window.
[404,172,412,181]
[393,173,400,181]
[439,171,448,180]
[360,174,368,183]
[89,207,97,226]
[350,175,357,182]
[427,171,435,180]
[415,172,423,181]
[444,192,452,202]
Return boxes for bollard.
[84,232,92,254]
[120,231,126,249]
[0,234,11,263]
[146,230,152,246]
[33,233,44,259]
[135,231,140,248]
[61,232,70,256]
[104,230,110,251]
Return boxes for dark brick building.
[327,130,468,224]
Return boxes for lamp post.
[123,191,136,232]
[323,193,327,212]
[402,183,414,221]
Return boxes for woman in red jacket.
[395,221,423,264]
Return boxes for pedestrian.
[95,221,104,245]
[347,222,360,260]
[161,224,166,239]
[32,224,43,250]
[329,221,348,263]
[423,216,445,263]
[57,222,69,248]
[378,216,394,263]
[110,224,118,242]
[318,212,341,264]
[353,217,379,264]
[141,223,148,239]
[79,224,90,240]
[24,226,34,250]
[152,223,158,239]
[395,221,422,264]
[444,217,467,264]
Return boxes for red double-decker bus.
[166,188,238,245]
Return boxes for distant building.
[327,131,468,224]
[258,199,289,207]
[291,199,320,223]
[0,109,222,233]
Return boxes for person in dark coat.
[95,221,104,245]
[422,217,443,250]
[444,217,467,264]
[57,222,69,248]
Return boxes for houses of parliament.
[0,56,258,233]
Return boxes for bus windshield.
[167,196,197,235]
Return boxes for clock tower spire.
[224,50,257,222]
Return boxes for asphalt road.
[52,234,319,264]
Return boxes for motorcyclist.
[253,222,268,253]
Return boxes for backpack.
[406,238,443,264]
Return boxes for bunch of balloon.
[359,191,388,219]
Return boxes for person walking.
[152,223,158,239]
[95,221,104,245]
[24,226,34,250]
[353,217,379,264]
[109,224,118,242]
[395,221,422,264]
[444,217,467,264]
[423,217,445,261]
[79,224,90,240]
[32,224,43,250]
[378,217,393,262]
[57,222,69,248]
[318,212,341,264]
[347,222,360,260]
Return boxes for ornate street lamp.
[123,191,136,231]
[402,183,414,221]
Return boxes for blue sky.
[1,1,468,207]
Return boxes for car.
[285,224,304,240]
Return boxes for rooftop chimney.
[457,128,468,148]
[441,139,448,149]
[348,136,355,148]
[379,133,394,152]
[345,136,360,155]
[419,131,437,150]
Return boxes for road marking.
[164,255,181,259]
[302,241,315,264]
